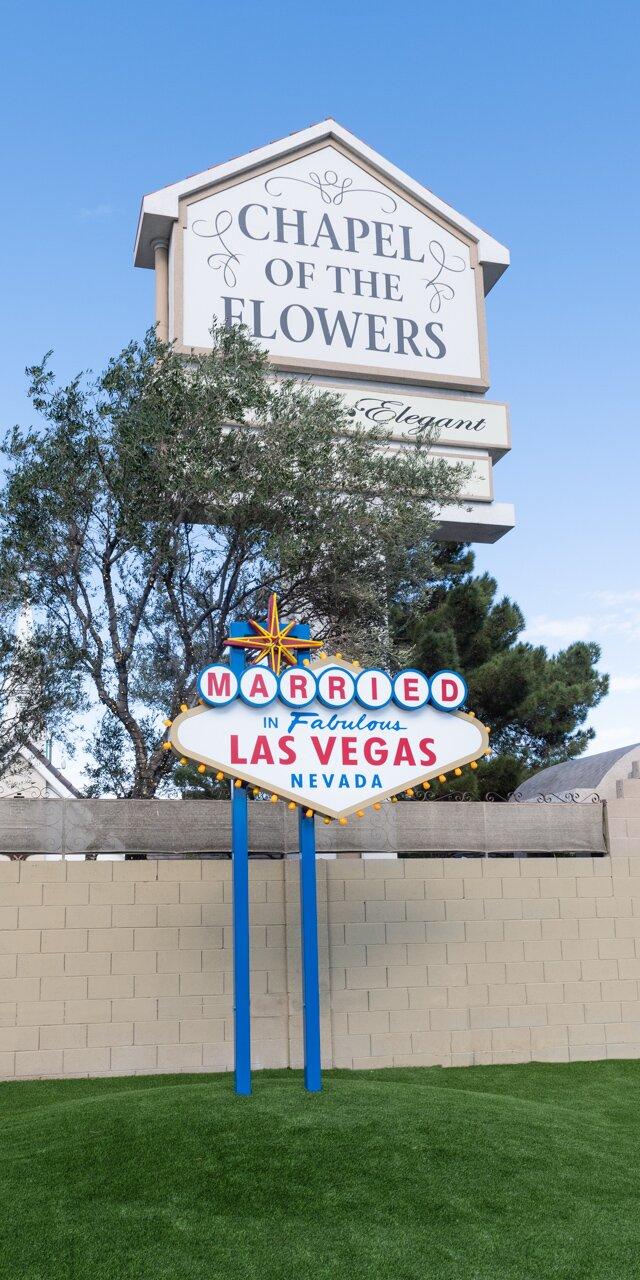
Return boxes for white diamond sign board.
[170,665,488,819]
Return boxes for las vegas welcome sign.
[170,627,489,821]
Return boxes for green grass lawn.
[1,1062,639,1280]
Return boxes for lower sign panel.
[171,699,488,819]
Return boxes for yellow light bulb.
[288,801,296,811]
[179,757,187,766]
[253,787,260,796]
[216,771,224,781]
[356,809,364,818]
[234,778,243,788]
[323,817,331,825]
[339,817,348,826]
[305,808,314,819]
[405,788,414,797]
[424,781,430,790]
[470,761,478,770]
[438,774,446,783]
[373,802,381,811]
[163,718,171,727]
[454,768,462,777]
[197,764,206,774]
[180,703,188,713]
[270,793,278,804]
[162,741,172,751]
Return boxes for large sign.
[170,652,488,820]
[179,143,487,389]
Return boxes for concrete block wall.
[1,786,639,1080]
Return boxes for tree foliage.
[392,545,609,798]
[0,323,465,797]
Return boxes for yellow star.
[225,593,323,675]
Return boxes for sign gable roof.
[134,118,509,294]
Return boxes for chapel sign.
[134,119,514,543]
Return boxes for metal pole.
[299,808,322,1092]
[228,624,251,1096]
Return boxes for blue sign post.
[228,622,252,1097]
[226,612,323,1095]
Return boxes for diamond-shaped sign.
[170,696,487,820]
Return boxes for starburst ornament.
[225,593,323,675]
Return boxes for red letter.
[250,736,274,765]
[402,676,419,703]
[364,737,387,765]
[393,738,416,766]
[419,737,436,767]
[208,670,231,698]
[311,736,336,765]
[278,735,296,764]
[289,672,309,698]
[248,672,270,700]
[341,737,358,765]
[328,674,347,701]
[230,735,248,764]
[442,678,459,703]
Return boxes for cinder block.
[348,1010,391,1035]
[15,1049,63,1075]
[42,929,87,953]
[112,906,158,928]
[368,988,409,1011]
[90,882,134,905]
[179,972,224,997]
[563,981,602,1004]
[530,1025,568,1052]
[66,906,112,929]
[546,1002,585,1025]
[508,1005,547,1028]
[569,1023,605,1045]
[544,960,582,983]
[158,949,203,974]
[384,879,424,900]
[87,1022,133,1048]
[344,922,387,944]
[483,899,523,921]
[504,920,542,941]
[134,1020,179,1045]
[488,983,525,1004]
[44,882,89,906]
[492,1027,530,1052]
[134,881,179,904]
[158,1043,204,1071]
[0,956,16,978]
[65,862,113,882]
[21,862,65,882]
[65,952,111,977]
[407,986,448,1010]
[0,882,42,905]
[446,943,487,964]
[468,1008,506,1029]
[485,941,523,962]
[522,899,560,920]
[601,980,637,1002]
[451,1029,491,1055]
[112,997,157,1021]
[111,1045,157,1072]
[135,973,180,998]
[87,975,135,1000]
[158,996,204,1020]
[346,966,388,989]
[448,983,488,1008]
[541,919,579,940]
[580,959,618,981]
[584,1001,622,1024]
[605,1021,640,1044]
[468,962,506,985]
[429,1008,469,1031]
[63,1047,110,1075]
[0,908,18,930]
[443,899,482,920]
[0,929,41,954]
[561,941,599,962]
[40,976,87,1002]
[368,944,410,967]
[598,938,635,960]
[113,950,157,975]
[330,988,369,1012]
[180,1018,226,1043]
[525,982,564,1005]
[87,927,134,952]
[177,926,222,950]
[0,1026,39,1051]
[411,1030,452,1057]
[0,1003,17,1026]
[426,963,467,987]
[405,943,446,966]
[17,1001,64,1026]
[39,1024,87,1050]
[65,999,111,1024]
[0,977,40,1003]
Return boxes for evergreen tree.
[392,545,608,799]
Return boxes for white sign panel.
[171,690,487,820]
[309,381,510,459]
[180,144,487,389]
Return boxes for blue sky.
[1,0,638,764]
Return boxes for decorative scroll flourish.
[510,790,602,804]
[423,240,466,313]
[264,169,398,213]
[192,211,241,287]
